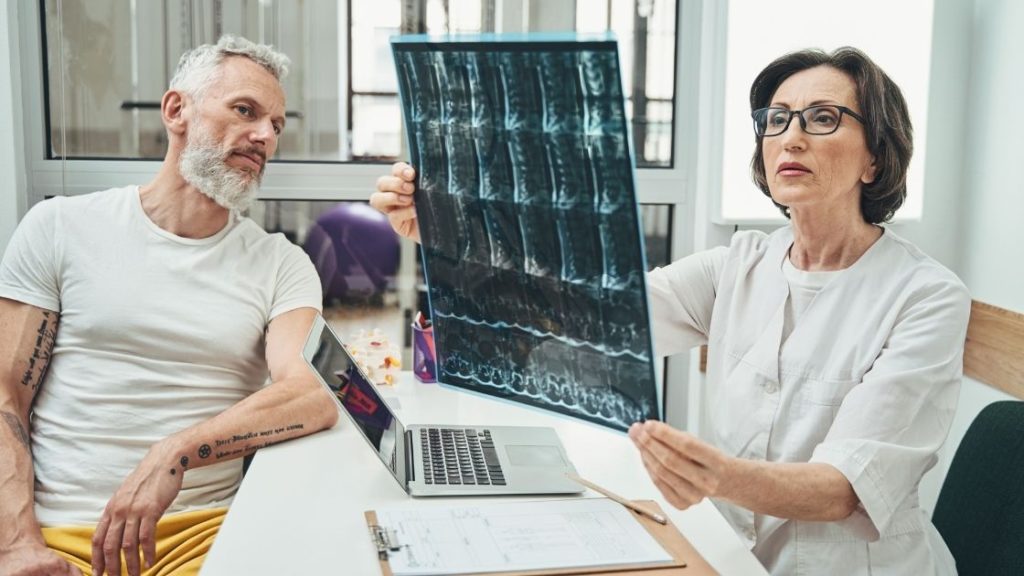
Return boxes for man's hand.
[628,420,736,510]
[0,543,83,576]
[371,162,421,243]
[91,441,183,576]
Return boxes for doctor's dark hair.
[748,47,913,224]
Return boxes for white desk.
[201,374,768,575]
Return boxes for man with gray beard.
[0,35,337,576]
[179,118,265,212]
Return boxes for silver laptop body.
[302,315,583,497]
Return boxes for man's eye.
[273,124,282,135]
[236,105,253,117]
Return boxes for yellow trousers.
[41,507,226,576]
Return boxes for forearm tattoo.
[171,457,188,476]
[19,311,57,393]
[1,411,31,452]
[168,425,306,476]
[207,423,305,460]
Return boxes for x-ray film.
[392,33,659,431]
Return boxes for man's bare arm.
[156,307,338,473]
[0,298,81,575]
[92,307,338,576]
[0,298,57,547]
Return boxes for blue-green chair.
[932,400,1024,575]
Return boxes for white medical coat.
[647,227,970,575]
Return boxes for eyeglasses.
[751,105,866,137]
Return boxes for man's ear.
[162,90,189,136]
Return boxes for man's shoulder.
[233,217,286,245]
[230,217,307,260]
[46,185,139,216]
[16,186,132,230]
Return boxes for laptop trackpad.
[505,445,566,467]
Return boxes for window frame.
[16,0,709,427]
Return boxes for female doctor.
[369,47,970,575]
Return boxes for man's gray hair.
[169,34,290,100]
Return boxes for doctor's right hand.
[371,162,421,243]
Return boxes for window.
[717,0,934,223]
[24,0,691,417]
[42,0,678,168]
[250,200,673,362]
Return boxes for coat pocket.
[787,373,859,407]
[794,519,870,576]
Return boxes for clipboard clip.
[368,524,403,560]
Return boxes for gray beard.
[178,128,262,213]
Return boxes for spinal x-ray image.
[392,34,659,431]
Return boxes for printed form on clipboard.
[367,498,683,576]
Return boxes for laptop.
[302,314,583,497]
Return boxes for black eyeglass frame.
[751,105,867,138]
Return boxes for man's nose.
[249,118,276,146]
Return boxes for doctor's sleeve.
[809,277,971,537]
[645,246,728,358]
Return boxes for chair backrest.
[932,400,1024,575]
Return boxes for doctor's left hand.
[629,421,737,510]
[91,441,184,576]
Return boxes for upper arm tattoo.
[19,311,57,393]
[1,411,31,452]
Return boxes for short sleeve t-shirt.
[0,186,322,526]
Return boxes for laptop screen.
[308,321,407,486]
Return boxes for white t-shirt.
[780,255,840,342]
[0,186,322,526]
[647,227,969,575]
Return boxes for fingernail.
[403,168,414,178]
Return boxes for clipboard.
[364,501,718,576]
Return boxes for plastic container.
[412,323,437,383]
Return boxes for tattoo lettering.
[180,455,189,469]
[198,444,211,459]
[214,430,265,448]
[209,423,307,460]
[215,441,274,460]
[19,311,58,392]
[1,411,31,452]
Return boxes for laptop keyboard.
[420,428,506,486]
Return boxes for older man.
[0,35,336,576]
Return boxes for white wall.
[720,0,934,224]
[957,0,1024,302]
[917,0,1024,515]
[889,0,972,270]
[0,0,27,256]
